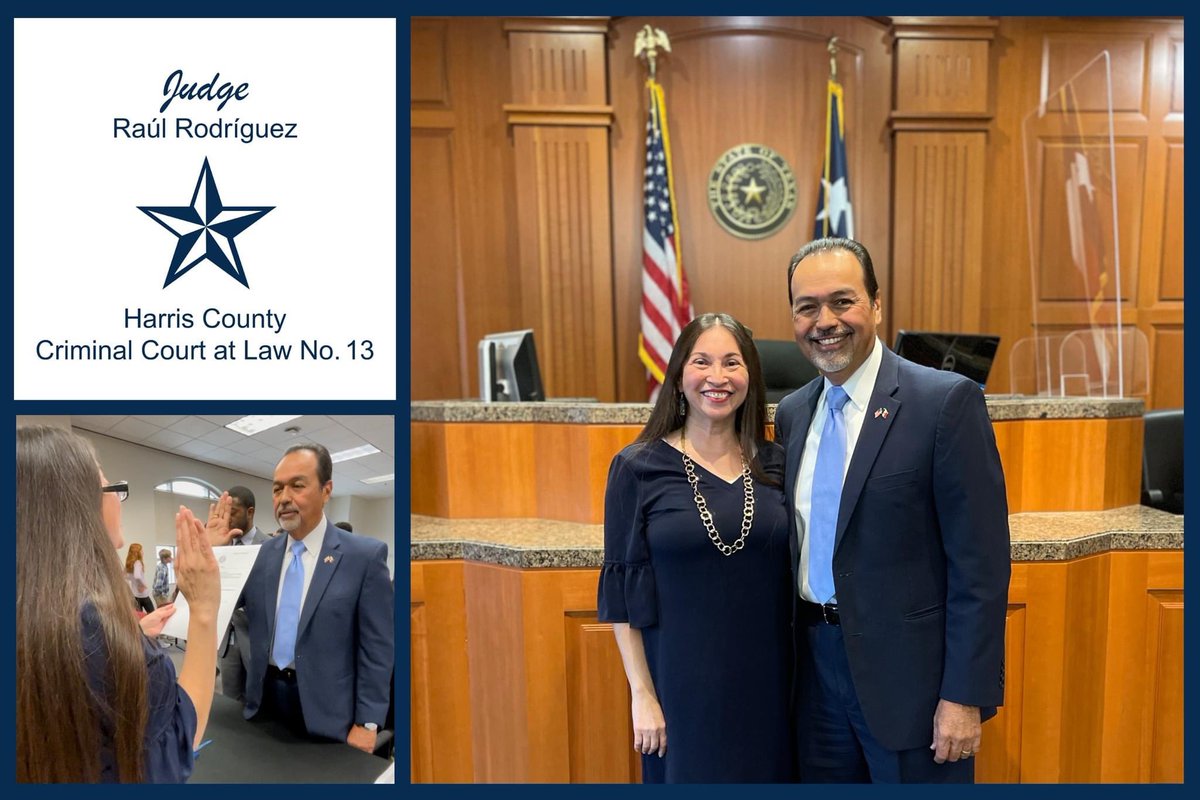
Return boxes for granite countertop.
[411,397,1143,424]
[411,506,1181,568]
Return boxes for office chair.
[755,339,819,404]
[1141,408,1183,515]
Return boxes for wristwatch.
[363,722,379,732]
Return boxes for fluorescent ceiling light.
[361,473,394,485]
[331,444,381,463]
[226,415,302,436]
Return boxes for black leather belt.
[267,665,298,682]
[800,600,841,626]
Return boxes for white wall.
[76,430,276,567]
[16,419,395,576]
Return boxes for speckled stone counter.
[411,505,1181,567]
[410,396,1143,424]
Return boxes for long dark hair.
[635,313,777,485]
[17,426,148,782]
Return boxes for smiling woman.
[597,313,794,783]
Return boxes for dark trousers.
[133,595,155,615]
[797,621,973,784]
[262,666,310,737]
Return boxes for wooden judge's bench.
[410,398,1183,783]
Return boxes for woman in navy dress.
[598,313,794,783]
[17,426,223,782]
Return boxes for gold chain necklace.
[679,430,754,557]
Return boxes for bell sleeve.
[596,449,658,628]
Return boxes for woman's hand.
[631,690,667,758]
[174,506,221,622]
[138,603,176,637]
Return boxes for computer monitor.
[893,331,1000,390]
[478,329,545,402]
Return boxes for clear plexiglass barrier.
[1017,50,1136,398]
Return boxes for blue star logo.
[139,157,274,288]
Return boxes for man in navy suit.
[213,443,393,752]
[218,485,271,701]
[774,238,1009,783]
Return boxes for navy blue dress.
[598,439,794,783]
[82,604,198,782]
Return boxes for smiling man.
[224,443,393,753]
[775,237,1010,783]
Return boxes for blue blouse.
[81,603,198,782]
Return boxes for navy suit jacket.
[239,520,394,741]
[775,345,1010,751]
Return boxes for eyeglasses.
[102,481,129,502]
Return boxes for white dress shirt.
[795,337,883,604]
[269,514,327,667]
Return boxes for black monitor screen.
[478,329,545,402]
[893,331,1000,389]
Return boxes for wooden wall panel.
[1148,325,1183,408]
[411,19,451,107]
[890,131,987,332]
[411,560,474,782]
[1141,590,1184,782]
[511,126,617,400]
[411,130,467,402]
[609,17,894,401]
[410,421,449,517]
[411,18,522,401]
[1157,144,1184,301]
[565,616,640,782]
[895,38,990,115]
[444,423,538,518]
[1043,34,1150,115]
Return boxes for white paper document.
[161,545,261,646]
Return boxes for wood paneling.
[1148,325,1183,408]
[508,30,609,106]
[411,19,451,107]
[411,130,466,402]
[1158,144,1183,301]
[992,417,1142,512]
[410,421,449,517]
[895,38,991,115]
[609,17,893,401]
[565,616,641,782]
[1043,34,1150,115]
[463,564,631,782]
[414,549,1183,783]
[410,18,522,401]
[411,560,474,782]
[891,131,987,332]
[512,125,617,400]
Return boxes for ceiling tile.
[168,417,220,437]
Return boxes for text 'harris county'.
[126,307,286,334]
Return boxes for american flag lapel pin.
[323,555,334,564]
[874,408,882,418]
[881,408,889,419]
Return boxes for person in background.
[598,313,794,782]
[218,485,271,701]
[152,549,174,608]
[125,543,155,615]
[334,520,353,532]
[776,237,1009,783]
[17,426,222,782]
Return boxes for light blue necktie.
[808,385,850,604]
[272,541,306,668]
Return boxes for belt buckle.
[822,603,838,624]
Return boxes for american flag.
[638,79,693,400]
[814,78,855,239]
